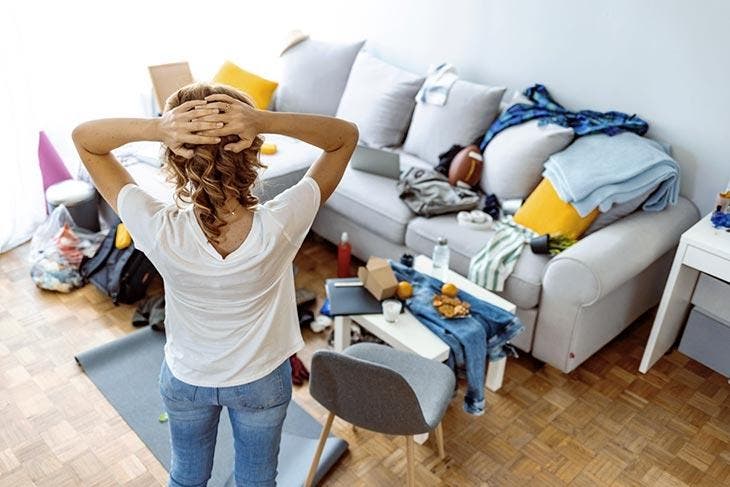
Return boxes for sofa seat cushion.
[405,215,550,309]
[256,134,320,200]
[326,167,414,244]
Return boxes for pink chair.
[38,131,72,194]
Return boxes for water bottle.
[432,236,450,281]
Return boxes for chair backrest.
[309,349,431,435]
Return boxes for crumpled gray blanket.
[397,167,480,217]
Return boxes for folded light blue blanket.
[543,132,679,217]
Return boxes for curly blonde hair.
[162,82,266,244]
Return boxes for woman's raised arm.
[72,101,221,212]
[199,94,359,205]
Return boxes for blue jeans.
[390,261,523,415]
[159,359,292,487]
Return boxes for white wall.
[12,0,729,214]
[284,0,730,214]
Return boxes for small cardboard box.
[357,257,398,300]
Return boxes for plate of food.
[433,283,470,318]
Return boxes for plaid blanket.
[479,84,648,150]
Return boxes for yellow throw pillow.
[212,61,278,110]
[513,178,599,240]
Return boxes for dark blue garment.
[389,261,523,415]
[479,84,649,151]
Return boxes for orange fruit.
[396,281,413,300]
[441,282,458,298]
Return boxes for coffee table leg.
[414,432,429,445]
[333,316,351,352]
[485,356,506,392]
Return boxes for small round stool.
[45,180,100,232]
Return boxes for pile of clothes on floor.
[28,206,106,292]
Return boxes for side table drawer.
[683,245,730,283]
[679,307,730,376]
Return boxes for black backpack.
[80,218,158,305]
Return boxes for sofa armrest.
[541,196,699,306]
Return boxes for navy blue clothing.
[390,261,523,415]
[479,84,649,151]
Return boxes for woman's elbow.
[344,122,359,147]
[71,123,90,147]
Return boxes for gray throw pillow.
[275,38,365,115]
[584,187,657,235]
[403,80,505,165]
[336,51,425,148]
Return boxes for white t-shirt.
[117,177,321,387]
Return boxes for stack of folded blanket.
[543,132,679,217]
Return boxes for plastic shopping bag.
[29,205,106,292]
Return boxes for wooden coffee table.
[332,255,517,393]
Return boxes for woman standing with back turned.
[73,82,358,486]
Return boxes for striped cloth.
[468,217,537,292]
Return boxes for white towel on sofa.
[415,63,458,106]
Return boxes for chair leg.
[305,411,336,487]
[406,435,416,487]
[434,422,445,460]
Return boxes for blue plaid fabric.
[479,84,649,151]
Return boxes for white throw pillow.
[275,38,365,116]
[481,119,574,200]
[336,51,424,148]
[403,80,505,165]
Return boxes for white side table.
[640,214,730,373]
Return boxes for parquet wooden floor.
[1,236,728,486]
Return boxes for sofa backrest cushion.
[482,119,574,200]
[403,80,505,165]
[275,38,365,116]
[336,51,425,148]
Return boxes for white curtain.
[0,0,340,253]
[0,8,46,253]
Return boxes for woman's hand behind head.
[159,99,223,159]
[193,93,263,153]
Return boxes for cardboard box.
[148,62,194,113]
[357,257,398,300]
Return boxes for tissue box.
[357,257,398,300]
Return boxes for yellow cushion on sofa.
[513,178,599,240]
[213,61,278,109]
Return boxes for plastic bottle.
[337,232,352,278]
[432,236,450,281]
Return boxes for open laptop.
[350,145,401,179]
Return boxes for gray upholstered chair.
[305,343,456,487]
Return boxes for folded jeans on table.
[389,261,523,415]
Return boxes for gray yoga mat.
[75,327,347,486]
